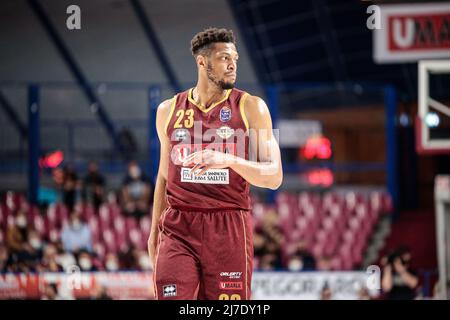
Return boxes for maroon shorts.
[153,207,253,300]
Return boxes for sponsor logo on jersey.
[219,272,242,279]
[220,106,232,122]
[174,129,187,141]
[220,282,243,290]
[172,143,237,165]
[216,126,234,139]
[181,168,229,184]
[163,284,177,297]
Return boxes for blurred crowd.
[47,160,154,219]
[1,161,154,276]
[0,162,437,300]
[0,208,152,274]
[253,208,326,272]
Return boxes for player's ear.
[196,54,206,69]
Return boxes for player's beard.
[206,62,235,90]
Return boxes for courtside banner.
[373,3,450,63]
[0,272,154,300]
[251,271,380,300]
[0,271,379,300]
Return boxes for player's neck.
[193,81,227,108]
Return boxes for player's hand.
[182,149,237,175]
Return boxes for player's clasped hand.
[182,149,236,176]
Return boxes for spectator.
[91,285,113,300]
[83,162,106,210]
[287,255,303,272]
[253,209,284,269]
[288,240,316,271]
[259,253,278,271]
[118,126,138,156]
[61,212,92,253]
[54,240,77,271]
[320,282,333,300]
[62,165,82,212]
[381,246,419,300]
[6,210,29,253]
[77,250,97,272]
[25,230,44,268]
[0,245,9,273]
[41,283,62,300]
[317,256,333,271]
[40,244,64,272]
[5,211,39,272]
[358,287,371,300]
[136,250,152,271]
[104,253,120,272]
[121,161,152,219]
[118,245,140,270]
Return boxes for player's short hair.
[190,27,236,56]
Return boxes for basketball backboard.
[416,60,450,154]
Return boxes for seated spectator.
[288,240,316,271]
[25,230,44,267]
[253,209,284,269]
[5,211,40,272]
[381,246,419,300]
[118,245,140,270]
[104,253,120,272]
[287,255,303,272]
[0,245,9,273]
[6,210,29,254]
[53,240,77,271]
[259,253,278,271]
[317,256,333,271]
[121,161,153,219]
[77,250,98,272]
[61,212,92,253]
[136,250,152,271]
[83,162,106,210]
[39,244,64,272]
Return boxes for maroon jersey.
[165,87,250,211]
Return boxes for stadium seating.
[0,190,391,270]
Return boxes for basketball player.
[149,27,282,300]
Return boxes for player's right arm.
[148,98,173,268]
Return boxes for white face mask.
[16,215,27,228]
[71,219,81,230]
[29,238,42,250]
[139,256,152,270]
[106,260,119,271]
[288,258,303,272]
[79,258,92,270]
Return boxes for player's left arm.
[230,95,283,190]
[183,95,283,190]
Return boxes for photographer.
[381,246,419,300]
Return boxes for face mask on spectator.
[16,215,27,228]
[79,258,92,270]
[105,259,119,271]
[129,166,141,179]
[29,237,42,250]
[288,257,303,272]
[139,255,152,270]
[71,219,81,230]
